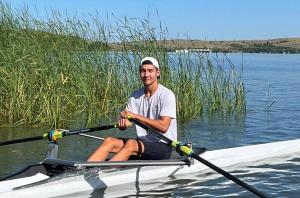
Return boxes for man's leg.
[88,137,124,162]
[110,139,144,161]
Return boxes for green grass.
[0,1,246,128]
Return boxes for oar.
[0,124,118,146]
[127,116,268,198]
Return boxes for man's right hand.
[118,118,132,130]
[118,110,133,130]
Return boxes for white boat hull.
[1,138,300,197]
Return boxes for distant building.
[175,48,211,53]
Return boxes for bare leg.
[110,139,144,161]
[87,137,124,162]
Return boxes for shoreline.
[157,38,300,54]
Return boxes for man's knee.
[123,139,137,151]
[103,136,112,142]
[102,137,122,149]
[103,137,119,144]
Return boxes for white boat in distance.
[1,138,300,198]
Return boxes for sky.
[3,0,300,40]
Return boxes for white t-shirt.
[126,84,177,142]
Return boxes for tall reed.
[0,2,245,128]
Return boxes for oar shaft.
[0,124,118,146]
[191,153,268,198]
[128,118,172,145]
[128,117,268,198]
[0,135,44,146]
[64,124,117,136]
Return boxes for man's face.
[139,64,160,87]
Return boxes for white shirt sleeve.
[160,92,176,119]
[126,96,134,112]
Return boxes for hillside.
[160,38,300,53]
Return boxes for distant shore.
[157,38,300,54]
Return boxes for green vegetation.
[0,2,246,128]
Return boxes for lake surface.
[0,53,300,197]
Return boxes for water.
[0,53,300,197]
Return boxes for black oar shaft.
[0,136,44,146]
[128,117,268,198]
[129,118,172,144]
[64,124,117,136]
[0,124,118,146]
[191,153,268,198]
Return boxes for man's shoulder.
[158,84,175,97]
[130,87,144,99]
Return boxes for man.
[88,57,177,162]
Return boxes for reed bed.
[0,2,245,128]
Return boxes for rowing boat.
[1,138,300,197]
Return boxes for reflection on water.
[180,112,247,150]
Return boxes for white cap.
[140,57,159,69]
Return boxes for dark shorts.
[120,138,172,160]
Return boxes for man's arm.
[120,110,171,133]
